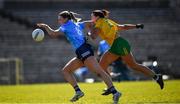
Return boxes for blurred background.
[0,0,180,85]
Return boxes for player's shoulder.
[95,18,104,26]
[108,19,115,22]
[108,19,119,25]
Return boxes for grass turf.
[0,80,180,104]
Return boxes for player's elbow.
[49,32,59,38]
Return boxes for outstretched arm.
[37,23,63,38]
[118,24,144,30]
[82,20,94,30]
[89,24,144,39]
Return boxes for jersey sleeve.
[77,22,85,29]
[109,19,119,26]
[58,26,65,33]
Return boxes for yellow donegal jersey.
[95,18,118,45]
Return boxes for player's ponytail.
[101,9,110,18]
[59,11,81,22]
[92,10,105,18]
[69,11,81,22]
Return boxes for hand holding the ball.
[36,23,61,38]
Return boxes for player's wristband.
[136,24,144,29]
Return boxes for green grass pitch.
[0,80,180,104]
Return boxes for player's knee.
[127,62,138,69]
[99,61,103,65]
[62,68,70,75]
[100,60,108,65]
[99,61,108,70]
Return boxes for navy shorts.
[75,43,94,62]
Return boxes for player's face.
[91,13,98,22]
[58,16,67,25]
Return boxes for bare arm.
[82,20,100,39]
[37,23,63,38]
[118,24,144,30]
[88,27,101,39]
[89,23,144,39]
[82,20,93,30]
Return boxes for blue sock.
[74,85,81,92]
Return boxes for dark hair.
[101,9,110,17]
[59,11,80,22]
[92,10,105,18]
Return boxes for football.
[32,28,44,42]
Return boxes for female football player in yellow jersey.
[88,10,164,94]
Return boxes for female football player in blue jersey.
[37,11,120,104]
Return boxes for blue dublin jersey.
[59,20,85,49]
